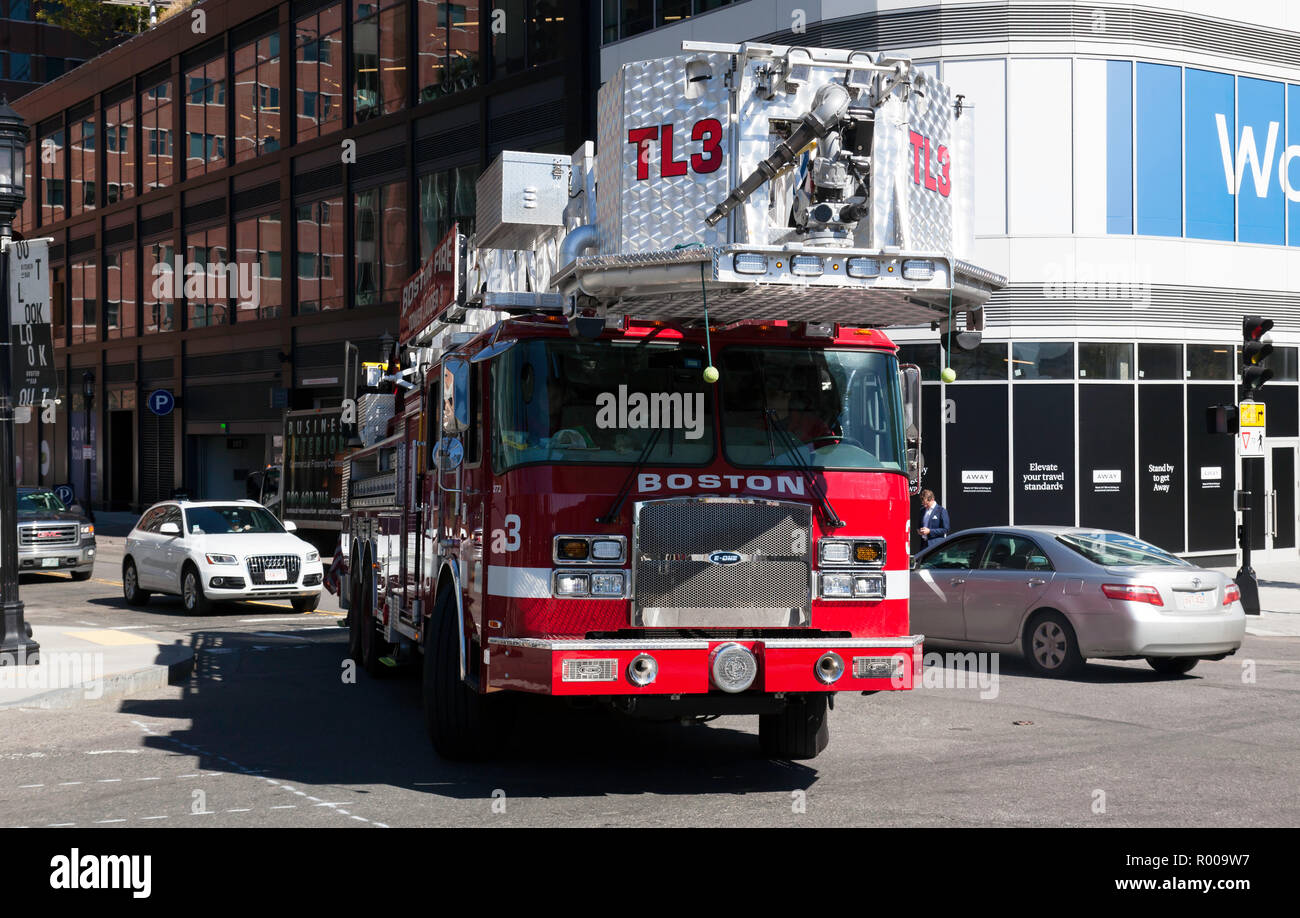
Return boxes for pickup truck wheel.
[1146,656,1199,676]
[759,693,830,760]
[122,560,150,606]
[423,583,511,760]
[181,565,212,616]
[70,570,92,582]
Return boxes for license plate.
[1176,589,1214,610]
[263,567,287,582]
[41,558,60,568]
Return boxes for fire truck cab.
[340,41,1003,760]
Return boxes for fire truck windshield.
[491,338,715,471]
[719,347,905,473]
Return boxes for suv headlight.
[305,550,320,563]
[80,524,94,537]
[205,553,238,565]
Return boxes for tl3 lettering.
[908,130,951,197]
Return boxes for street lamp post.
[81,370,95,521]
[0,96,39,663]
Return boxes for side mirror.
[283,520,297,532]
[899,363,923,494]
[159,522,180,536]
[442,357,470,434]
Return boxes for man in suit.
[918,490,950,546]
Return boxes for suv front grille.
[247,554,301,586]
[633,498,813,628]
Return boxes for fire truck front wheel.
[423,583,511,760]
[759,694,831,760]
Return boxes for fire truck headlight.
[710,643,758,693]
[590,572,626,597]
[555,537,590,561]
[852,540,885,566]
[554,573,589,596]
[902,259,935,281]
[820,573,853,598]
[627,653,658,686]
[733,253,767,274]
[590,539,624,562]
[853,574,886,599]
[791,255,824,276]
[819,540,852,564]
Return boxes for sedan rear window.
[1056,532,1188,567]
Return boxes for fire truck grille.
[632,498,813,628]
[247,555,301,586]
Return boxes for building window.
[1186,344,1234,380]
[104,98,134,203]
[235,210,283,321]
[1137,343,1183,380]
[50,265,65,344]
[9,0,33,20]
[17,141,34,235]
[602,0,731,42]
[9,53,32,81]
[70,257,98,345]
[1011,342,1074,380]
[39,129,65,225]
[296,195,345,313]
[295,3,344,142]
[353,0,408,123]
[105,248,137,339]
[143,240,176,334]
[234,30,282,163]
[69,117,96,216]
[354,182,408,306]
[1078,342,1134,380]
[141,79,174,192]
[418,166,475,261]
[418,0,479,102]
[185,58,227,177]
[185,227,229,328]
[949,342,1009,381]
[896,344,941,382]
[492,0,563,77]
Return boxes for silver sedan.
[909,527,1246,677]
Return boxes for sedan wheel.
[122,561,150,606]
[1146,656,1199,676]
[1023,612,1083,677]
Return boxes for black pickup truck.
[16,488,96,581]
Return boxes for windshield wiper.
[765,410,844,529]
[597,426,664,524]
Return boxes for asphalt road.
[3,539,1299,828]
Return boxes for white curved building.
[602,0,1300,564]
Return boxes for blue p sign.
[54,484,75,506]
[148,389,175,416]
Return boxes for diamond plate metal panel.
[596,53,735,255]
[871,71,954,253]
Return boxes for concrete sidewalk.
[0,624,193,710]
[1210,556,1300,637]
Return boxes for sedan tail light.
[1101,583,1164,606]
[1224,582,1241,606]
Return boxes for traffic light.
[1241,315,1274,398]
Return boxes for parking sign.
[148,389,175,416]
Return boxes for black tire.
[352,570,392,676]
[759,694,831,760]
[1023,611,1084,677]
[423,582,511,760]
[1146,656,1199,676]
[346,572,364,662]
[180,565,212,616]
[70,570,92,582]
[292,594,320,614]
[122,559,150,606]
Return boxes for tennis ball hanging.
[703,366,720,384]
[941,367,957,383]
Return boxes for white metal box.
[475,151,572,250]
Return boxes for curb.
[0,651,194,711]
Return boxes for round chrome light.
[815,651,845,684]
[627,653,658,686]
[710,642,758,693]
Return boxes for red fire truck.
[340,41,1002,759]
